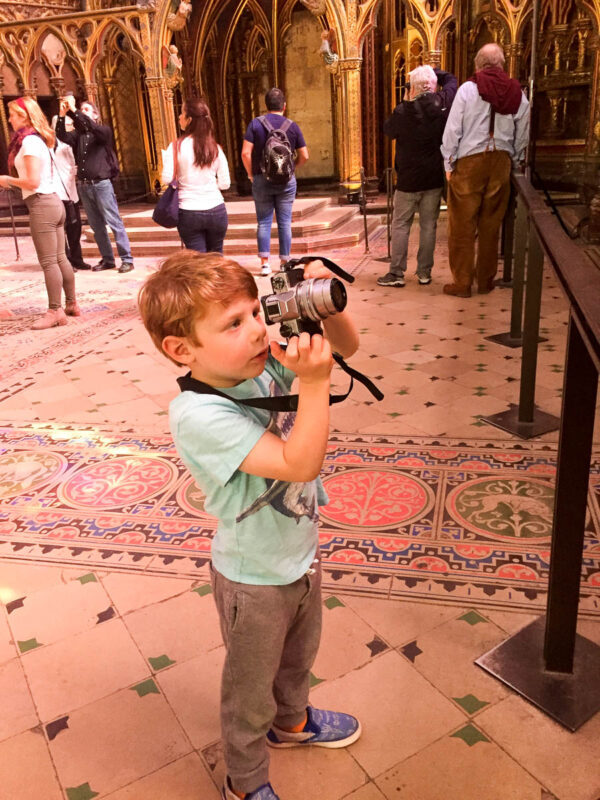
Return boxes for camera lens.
[329,279,347,312]
[296,278,347,321]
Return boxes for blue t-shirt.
[169,356,328,585]
[244,113,307,176]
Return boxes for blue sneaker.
[222,777,280,799]
[267,706,361,749]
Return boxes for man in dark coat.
[56,96,134,274]
[378,64,457,288]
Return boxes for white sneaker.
[260,264,272,276]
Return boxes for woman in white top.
[0,96,78,329]
[161,97,230,253]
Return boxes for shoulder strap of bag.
[47,146,72,202]
[258,115,274,133]
[279,118,293,136]
[171,139,180,184]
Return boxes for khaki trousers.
[447,150,512,290]
[26,192,75,309]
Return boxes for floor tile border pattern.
[1,424,598,617]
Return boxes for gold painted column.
[337,57,363,191]
[83,83,99,105]
[505,43,522,80]
[145,75,178,186]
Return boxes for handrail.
[511,173,600,367]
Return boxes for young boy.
[139,251,361,800]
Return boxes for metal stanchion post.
[496,187,515,287]
[483,224,559,438]
[360,167,370,254]
[376,167,392,263]
[476,313,600,730]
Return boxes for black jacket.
[383,69,458,192]
[55,110,118,182]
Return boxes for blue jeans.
[177,204,228,253]
[251,174,296,261]
[391,188,442,279]
[77,179,133,264]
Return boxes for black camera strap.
[177,351,383,412]
[286,256,355,284]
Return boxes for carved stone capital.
[338,58,362,72]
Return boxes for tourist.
[138,251,360,800]
[241,88,309,276]
[378,64,457,288]
[161,97,230,253]
[56,95,134,274]
[441,43,530,297]
[0,96,78,329]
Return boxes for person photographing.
[56,95,134,274]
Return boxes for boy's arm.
[239,333,332,483]
[303,260,359,358]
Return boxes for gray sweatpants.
[26,192,75,309]
[211,558,322,794]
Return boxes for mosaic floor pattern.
[1,425,598,617]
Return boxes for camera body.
[260,259,347,339]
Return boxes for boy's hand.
[270,332,333,383]
[303,259,331,281]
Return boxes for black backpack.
[258,116,295,184]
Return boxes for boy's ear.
[162,335,196,365]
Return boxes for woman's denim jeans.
[177,204,229,253]
[251,174,297,261]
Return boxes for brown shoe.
[32,308,68,330]
[443,283,472,298]
[65,302,81,316]
[478,279,495,294]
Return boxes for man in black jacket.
[378,65,457,287]
[56,97,134,274]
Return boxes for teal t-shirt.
[169,355,328,585]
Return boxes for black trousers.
[63,201,85,268]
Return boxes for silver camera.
[260,259,347,338]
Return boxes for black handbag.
[63,200,79,226]
[153,140,180,229]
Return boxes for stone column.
[83,82,99,105]
[49,76,65,98]
[505,43,522,80]
[145,75,177,186]
[0,77,9,146]
[337,57,363,194]
[426,49,442,69]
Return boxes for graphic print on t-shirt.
[235,375,318,525]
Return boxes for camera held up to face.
[260,258,348,339]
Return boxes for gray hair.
[408,65,437,98]
[474,43,506,71]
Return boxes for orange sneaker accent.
[31,308,68,329]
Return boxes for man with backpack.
[241,88,309,276]
[56,96,134,274]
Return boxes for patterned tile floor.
[1,215,600,800]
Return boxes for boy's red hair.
[138,251,258,365]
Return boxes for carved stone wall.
[283,7,335,180]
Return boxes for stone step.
[83,206,358,243]
[118,197,331,227]
[80,215,380,258]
